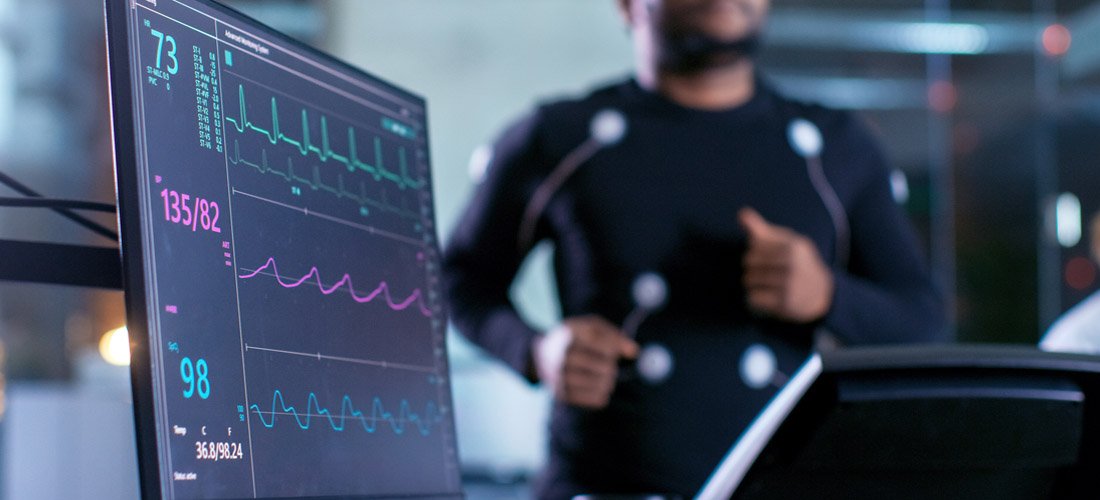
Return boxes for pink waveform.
[239,257,432,317]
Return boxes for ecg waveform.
[251,390,441,436]
[224,85,423,191]
[239,257,432,317]
[228,140,419,220]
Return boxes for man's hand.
[533,315,639,409]
[739,207,835,323]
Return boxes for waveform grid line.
[230,189,428,248]
[239,257,433,317]
[224,84,424,191]
[251,390,442,436]
[227,140,420,221]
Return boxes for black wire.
[0,170,118,241]
[0,197,117,213]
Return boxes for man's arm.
[821,120,948,345]
[442,111,545,378]
[442,110,639,408]
[739,114,947,345]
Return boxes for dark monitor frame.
[104,1,159,494]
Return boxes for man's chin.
[659,32,761,74]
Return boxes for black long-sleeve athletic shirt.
[442,77,947,498]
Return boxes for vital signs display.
[105,0,461,497]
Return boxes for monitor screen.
[105,0,462,497]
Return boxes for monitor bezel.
[104,0,160,494]
[103,0,452,497]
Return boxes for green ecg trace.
[229,140,419,221]
[224,84,424,191]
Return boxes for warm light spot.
[1042,24,1072,57]
[928,80,957,114]
[1065,256,1096,291]
[99,326,131,366]
[952,122,982,156]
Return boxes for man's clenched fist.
[739,207,835,324]
[533,315,639,409]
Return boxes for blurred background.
[0,0,1097,498]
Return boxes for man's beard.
[658,31,762,74]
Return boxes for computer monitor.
[104,0,462,497]
[699,345,1100,499]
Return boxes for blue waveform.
[224,84,423,190]
[228,140,419,221]
[250,390,441,436]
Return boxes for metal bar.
[0,239,122,290]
